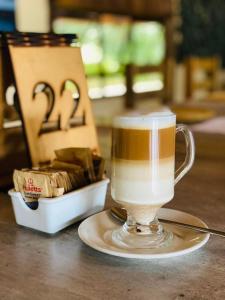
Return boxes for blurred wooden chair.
[186,56,220,101]
[171,57,220,124]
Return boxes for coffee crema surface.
[111,112,176,219]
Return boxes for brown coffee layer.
[112,126,175,160]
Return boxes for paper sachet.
[13,169,66,203]
[55,148,96,183]
[13,148,105,208]
[51,160,88,188]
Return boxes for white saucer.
[78,208,210,259]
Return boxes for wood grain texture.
[0,131,225,299]
[53,0,173,19]
[186,57,220,99]
[9,46,99,166]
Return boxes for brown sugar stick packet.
[49,172,65,197]
[37,168,73,193]
[54,172,71,193]
[56,148,96,183]
[51,160,88,188]
[54,148,96,183]
[36,165,85,192]
[92,155,105,181]
[52,160,87,185]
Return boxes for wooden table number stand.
[7,33,99,166]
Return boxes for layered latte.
[111,112,176,223]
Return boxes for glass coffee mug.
[111,111,195,249]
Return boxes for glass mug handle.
[175,124,195,185]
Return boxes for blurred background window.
[53,18,165,99]
[130,22,165,67]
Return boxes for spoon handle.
[158,218,225,237]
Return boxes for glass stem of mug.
[125,213,164,236]
[112,211,172,249]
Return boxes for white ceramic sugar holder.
[8,178,109,234]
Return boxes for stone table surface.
[1,131,225,300]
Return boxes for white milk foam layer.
[111,158,175,205]
[113,110,176,130]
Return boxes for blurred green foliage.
[178,0,225,65]
[130,22,165,66]
[53,19,165,76]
